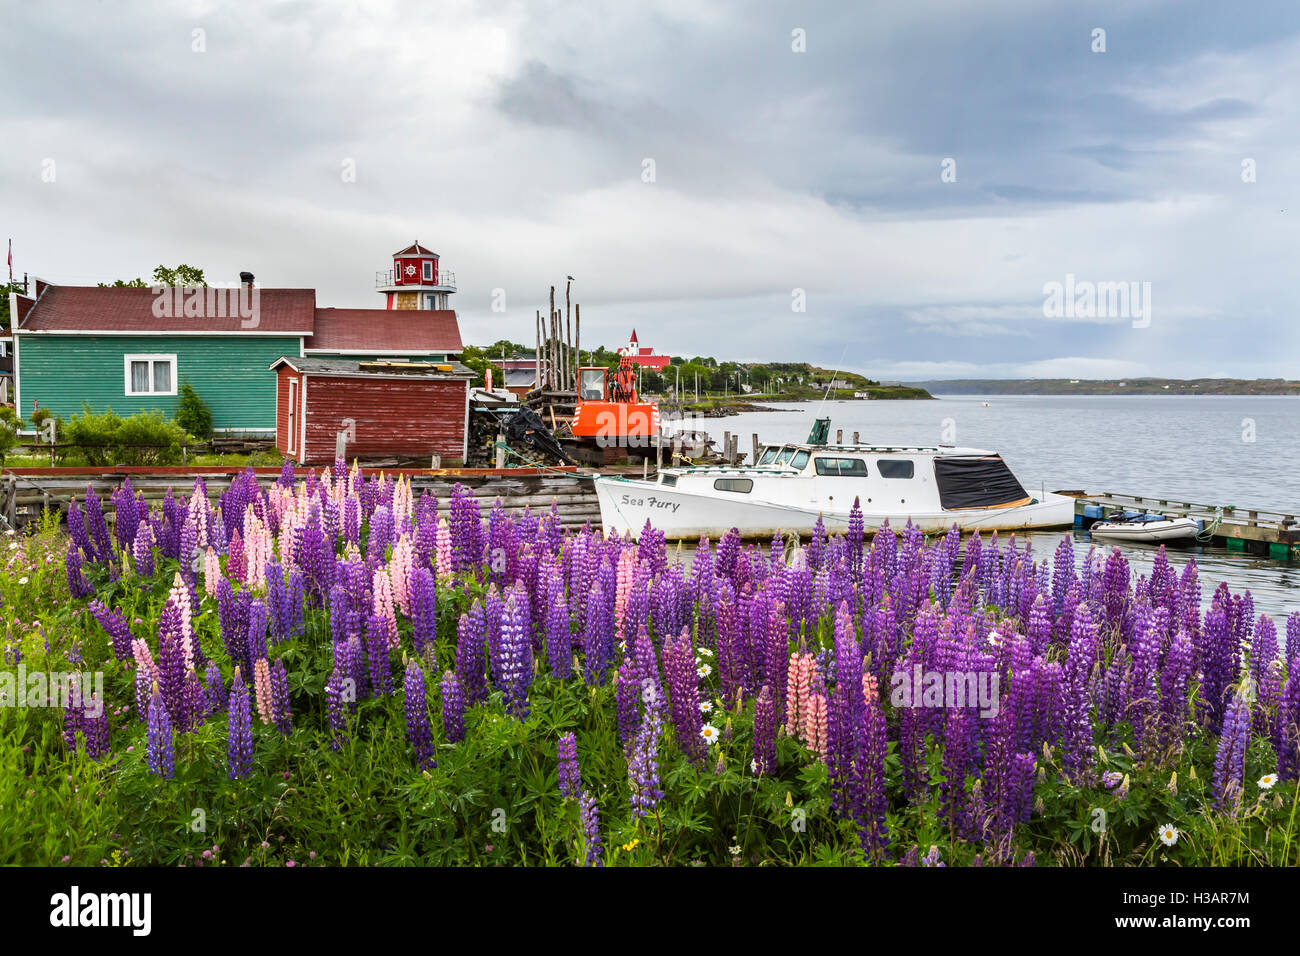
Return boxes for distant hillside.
[908,378,1300,396]
[465,339,932,399]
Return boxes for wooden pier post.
[655,428,663,472]
[752,433,759,466]
[723,431,730,464]
[836,429,843,444]
[852,431,859,445]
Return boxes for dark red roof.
[305,308,462,353]
[19,285,316,334]
[393,241,438,258]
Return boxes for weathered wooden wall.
[301,376,468,464]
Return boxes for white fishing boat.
[1089,513,1200,544]
[593,419,1075,540]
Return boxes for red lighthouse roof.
[393,241,439,258]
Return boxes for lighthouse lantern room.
[375,241,457,310]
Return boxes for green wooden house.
[8,270,464,435]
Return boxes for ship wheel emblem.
[404,264,417,277]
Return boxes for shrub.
[0,406,22,463]
[176,381,213,439]
[62,404,186,465]
[61,405,123,466]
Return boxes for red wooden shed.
[271,357,474,464]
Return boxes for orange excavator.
[571,356,659,446]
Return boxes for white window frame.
[286,378,298,455]
[124,353,178,396]
[422,260,433,282]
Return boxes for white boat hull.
[1090,517,1199,543]
[594,475,1076,540]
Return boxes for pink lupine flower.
[389,536,414,616]
[243,511,271,591]
[372,568,399,648]
[434,515,452,578]
[805,692,828,759]
[132,638,158,684]
[615,550,636,640]
[786,651,815,744]
[253,658,275,725]
[169,573,195,669]
[203,547,221,595]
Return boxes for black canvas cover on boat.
[933,456,1028,509]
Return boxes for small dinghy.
[1090,511,1200,543]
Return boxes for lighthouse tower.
[376,241,456,310]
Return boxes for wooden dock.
[0,466,602,533]
[1069,492,1300,560]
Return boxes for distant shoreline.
[907,378,1300,396]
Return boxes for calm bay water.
[666,395,1300,623]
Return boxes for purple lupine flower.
[753,684,777,775]
[403,661,436,770]
[227,669,254,779]
[88,600,133,661]
[1211,690,1251,809]
[852,685,889,858]
[498,591,534,720]
[62,693,82,754]
[456,608,488,705]
[546,587,573,681]
[1277,668,1300,782]
[410,567,437,654]
[270,659,292,734]
[557,731,582,799]
[111,479,141,550]
[132,520,157,578]
[146,685,174,779]
[627,682,664,818]
[156,603,190,731]
[133,664,150,723]
[448,483,484,573]
[365,612,393,695]
[343,494,361,546]
[82,701,111,760]
[83,487,114,563]
[204,660,225,716]
[663,628,705,763]
[615,662,641,745]
[367,504,394,566]
[578,790,603,866]
[66,542,94,599]
[325,666,350,751]
[440,670,465,744]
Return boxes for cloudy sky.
[4,0,1299,380]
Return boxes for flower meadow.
[2,460,1299,867]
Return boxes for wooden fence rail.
[0,468,603,532]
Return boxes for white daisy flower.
[697,648,713,658]
[750,759,758,773]
[7,543,16,551]
[700,724,720,745]
[1258,774,1278,790]
[17,577,27,585]
[699,700,714,714]
[729,844,741,856]
[697,662,712,679]
[1157,824,1180,847]
[987,630,1003,647]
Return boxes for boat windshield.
[758,447,779,465]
